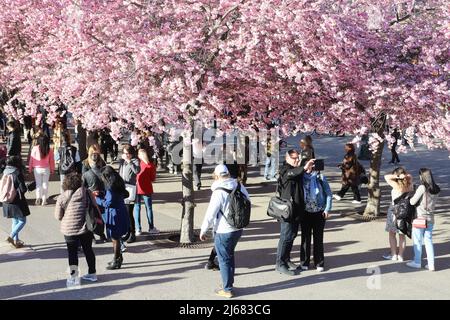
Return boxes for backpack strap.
[63,190,76,210]
[214,186,234,221]
[215,187,232,194]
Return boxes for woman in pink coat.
[29,135,55,205]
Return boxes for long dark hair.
[101,166,126,194]
[38,135,50,157]
[419,168,440,195]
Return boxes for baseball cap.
[214,164,229,177]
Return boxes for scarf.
[303,171,320,200]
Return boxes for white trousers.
[34,167,50,200]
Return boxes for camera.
[313,159,324,171]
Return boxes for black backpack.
[216,183,251,229]
[393,192,416,220]
[59,146,77,174]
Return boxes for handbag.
[267,178,294,222]
[124,184,136,204]
[412,217,427,229]
[267,196,293,222]
[412,191,429,229]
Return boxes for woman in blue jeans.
[2,156,30,248]
[407,168,440,271]
[134,148,157,235]
[200,164,250,298]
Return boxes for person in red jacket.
[134,148,157,235]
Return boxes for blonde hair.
[392,167,412,192]
[88,144,102,157]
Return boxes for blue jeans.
[215,230,243,292]
[412,223,434,266]
[276,220,299,267]
[11,217,27,241]
[264,156,277,179]
[133,195,154,231]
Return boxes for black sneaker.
[276,265,297,276]
[127,234,136,244]
[205,262,220,271]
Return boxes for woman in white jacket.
[200,164,250,299]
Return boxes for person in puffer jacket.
[200,164,250,299]
[55,172,97,284]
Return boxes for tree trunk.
[363,113,387,217]
[179,124,195,244]
[77,123,87,161]
[363,139,384,216]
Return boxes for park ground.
[0,134,449,300]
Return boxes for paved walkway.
[0,135,449,300]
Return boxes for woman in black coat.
[2,156,30,248]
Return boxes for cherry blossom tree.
[0,0,448,233]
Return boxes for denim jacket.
[303,173,333,213]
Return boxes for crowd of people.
[0,117,443,298]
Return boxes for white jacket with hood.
[200,178,250,236]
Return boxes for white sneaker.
[135,230,142,236]
[351,200,362,204]
[425,264,435,271]
[333,194,342,201]
[316,267,325,272]
[406,261,421,269]
[397,256,404,262]
[82,273,98,282]
[148,228,160,234]
[66,275,81,288]
[382,254,398,261]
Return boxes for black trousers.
[193,163,203,188]
[65,232,96,274]
[390,142,400,163]
[128,203,135,234]
[337,184,361,201]
[300,213,326,268]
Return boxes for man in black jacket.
[6,120,21,158]
[276,150,314,276]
